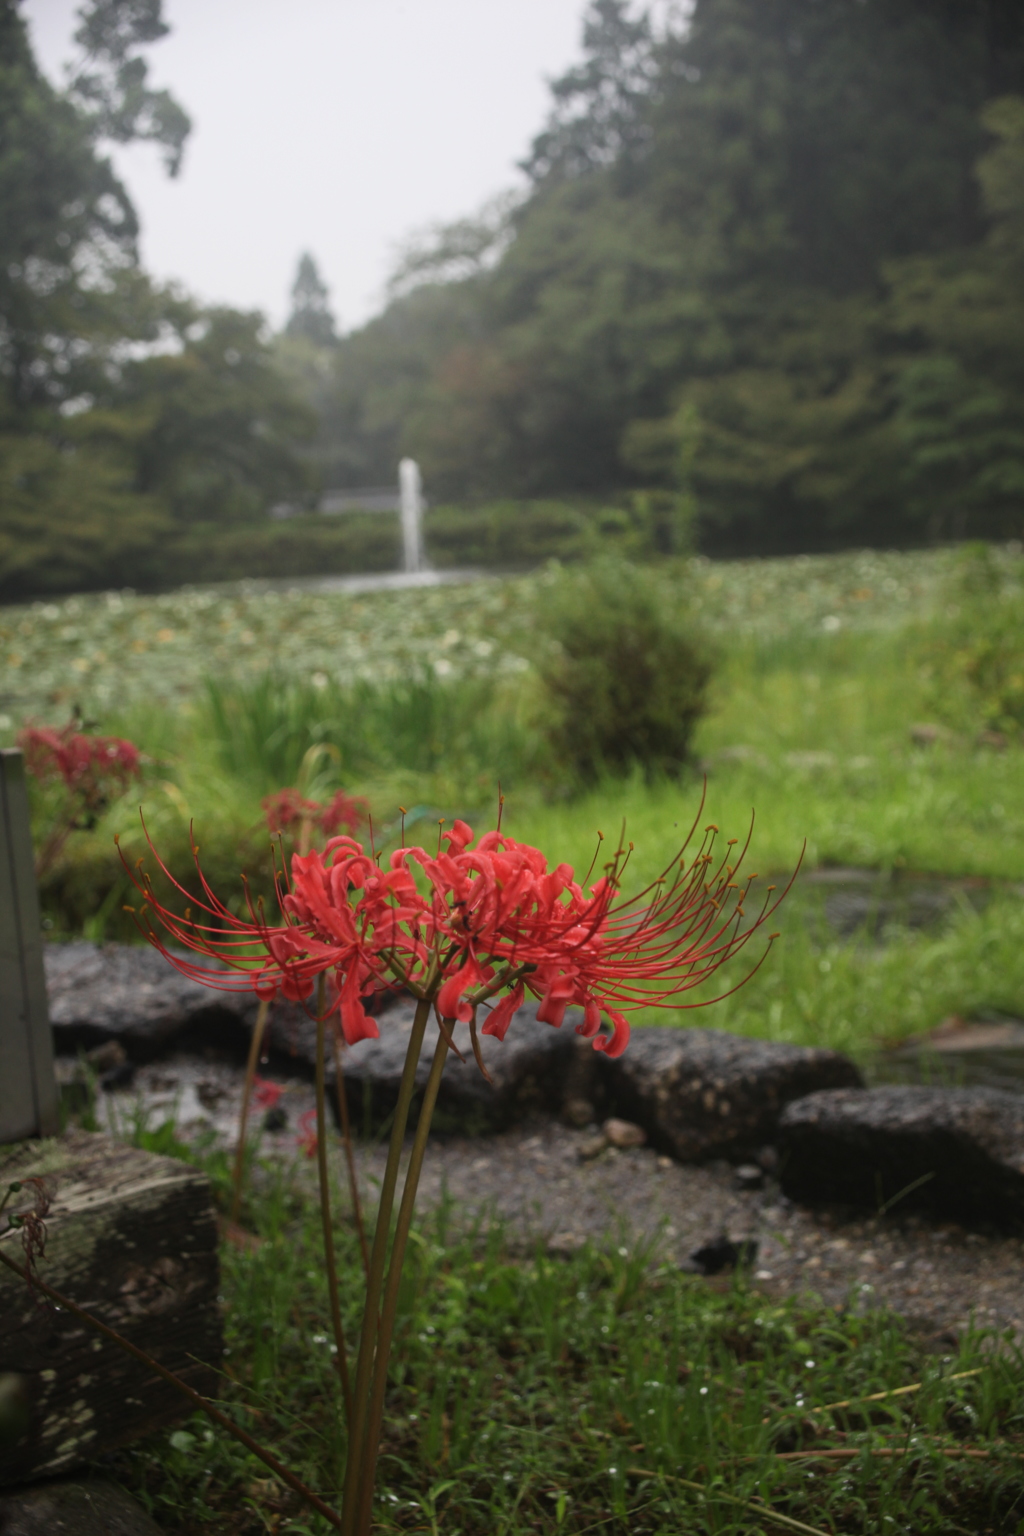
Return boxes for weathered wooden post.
[0,752,223,1489]
[0,749,59,1144]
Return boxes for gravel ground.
[71,1052,1024,1344]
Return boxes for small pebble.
[563,1097,596,1128]
[602,1117,646,1149]
[734,1163,765,1191]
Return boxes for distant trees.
[285,254,338,348]
[313,0,1024,551]
[6,0,1024,597]
[0,0,313,597]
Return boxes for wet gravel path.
[78,1053,1024,1343]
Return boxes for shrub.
[925,543,1024,736]
[536,558,712,782]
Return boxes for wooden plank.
[0,750,59,1142]
[0,1131,223,1484]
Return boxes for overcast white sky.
[25,0,599,332]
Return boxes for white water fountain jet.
[398,458,425,574]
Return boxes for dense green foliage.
[313,0,1024,554]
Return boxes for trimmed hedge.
[1,495,673,600]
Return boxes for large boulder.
[779,1085,1024,1225]
[596,1026,863,1162]
[45,942,241,1060]
[45,942,320,1064]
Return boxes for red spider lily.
[262,788,320,836]
[20,722,140,808]
[262,787,368,841]
[319,789,369,838]
[120,796,794,1061]
[253,1076,283,1111]
[20,721,141,878]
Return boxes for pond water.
[800,865,994,939]
[868,1015,1024,1095]
[797,868,1024,1094]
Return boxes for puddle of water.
[869,1014,1024,1095]
[798,868,995,940]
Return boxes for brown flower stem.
[340,994,431,1536]
[353,1022,451,1536]
[314,974,353,1429]
[231,995,271,1225]
[331,1031,370,1277]
[0,1242,343,1531]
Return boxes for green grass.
[97,1146,1024,1536]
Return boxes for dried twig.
[815,1367,984,1416]
[624,1467,830,1536]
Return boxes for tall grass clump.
[535,559,713,782]
[200,667,545,795]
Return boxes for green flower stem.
[341,994,432,1535]
[332,1031,370,1277]
[353,1022,451,1536]
[314,973,353,1429]
[230,994,270,1225]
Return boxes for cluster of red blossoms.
[124,804,790,1064]
[261,787,368,841]
[19,722,140,811]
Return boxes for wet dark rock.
[44,942,407,1071]
[688,1235,758,1275]
[336,1000,579,1133]
[45,942,242,1060]
[563,1096,596,1128]
[98,1061,136,1091]
[779,1085,1024,1226]
[0,1480,162,1535]
[596,1027,862,1163]
[83,1040,126,1074]
[43,947,865,1148]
